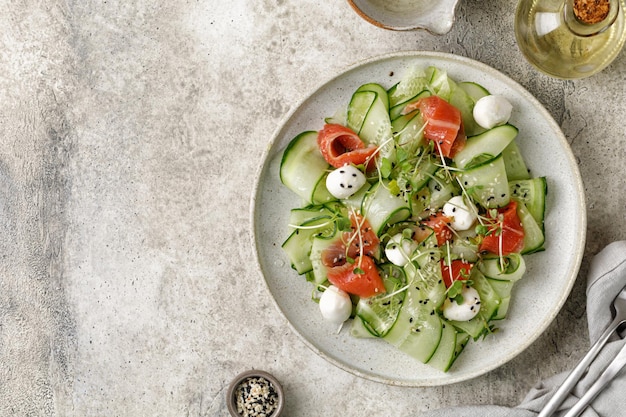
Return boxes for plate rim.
[249,51,587,386]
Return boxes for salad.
[278,65,547,372]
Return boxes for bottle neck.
[564,0,620,36]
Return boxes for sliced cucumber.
[457,154,510,209]
[388,67,431,107]
[288,205,333,228]
[502,140,531,181]
[451,331,471,368]
[392,110,426,157]
[510,177,547,228]
[360,96,392,146]
[493,294,511,320]
[280,131,332,204]
[448,229,480,263]
[426,319,458,372]
[389,90,430,121]
[486,278,515,320]
[347,90,376,135]
[517,200,545,254]
[428,66,457,101]
[282,217,336,274]
[406,153,440,192]
[350,316,378,338]
[477,253,526,282]
[310,233,340,284]
[361,180,411,235]
[356,83,389,112]
[470,269,501,322]
[347,88,394,161]
[311,172,335,204]
[453,124,519,170]
[407,231,447,307]
[427,170,460,212]
[408,186,431,218]
[456,81,490,137]
[356,264,406,337]
[383,282,443,364]
[342,180,371,211]
[391,109,414,133]
[458,81,490,101]
[324,105,347,125]
[448,269,501,339]
[448,314,489,340]
[449,84,480,138]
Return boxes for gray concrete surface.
[0,0,624,416]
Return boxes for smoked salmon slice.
[413,95,465,158]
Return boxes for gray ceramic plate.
[251,51,586,386]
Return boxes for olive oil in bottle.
[515,0,626,79]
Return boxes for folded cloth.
[415,241,626,417]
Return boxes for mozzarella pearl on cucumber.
[442,286,481,322]
[442,195,477,231]
[385,233,418,267]
[473,95,513,129]
[319,285,352,324]
[326,165,366,199]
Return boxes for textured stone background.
[0,0,624,416]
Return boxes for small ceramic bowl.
[347,0,460,34]
[227,370,284,417]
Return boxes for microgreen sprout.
[287,219,333,230]
[341,208,368,271]
[447,280,465,304]
[379,157,393,179]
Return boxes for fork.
[537,285,626,417]
[563,340,626,417]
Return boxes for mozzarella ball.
[473,95,513,129]
[326,165,367,199]
[443,196,477,231]
[442,286,481,322]
[319,285,352,324]
[385,233,417,267]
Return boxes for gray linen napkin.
[415,240,626,417]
